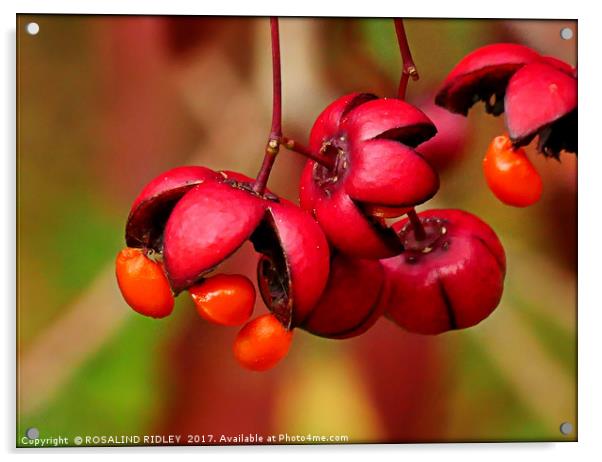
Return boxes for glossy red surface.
[300,93,438,258]
[302,253,386,339]
[126,166,219,249]
[435,43,540,115]
[505,61,577,141]
[380,209,506,335]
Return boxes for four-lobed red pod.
[124,168,331,331]
[300,93,440,259]
[379,209,506,335]
[435,43,577,158]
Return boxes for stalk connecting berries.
[115,18,574,371]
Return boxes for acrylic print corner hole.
[560,27,574,40]
[25,22,40,35]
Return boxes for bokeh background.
[16,16,577,445]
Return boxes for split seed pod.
[300,93,439,259]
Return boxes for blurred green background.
[16,16,577,445]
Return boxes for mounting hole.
[560,27,573,40]
[26,22,40,36]
[25,427,40,440]
[559,422,573,435]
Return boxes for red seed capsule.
[300,93,439,259]
[380,209,506,335]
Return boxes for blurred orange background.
[16,16,577,445]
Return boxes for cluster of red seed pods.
[115,19,574,371]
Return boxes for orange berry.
[189,274,255,326]
[483,135,543,207]
[233,314,293,371]
[115,247,174,318]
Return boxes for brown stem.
[394,19,419,100]
[406,209,426,241]
[254,17,282,195]
[281,137,335,169]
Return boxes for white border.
[1,0,587,19]
[3,1,601,460]
[6,0,583,17]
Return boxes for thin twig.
[394,19,419,100]
[394,19,426,240]
[254,17,282,195]
[281,136,335,169]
